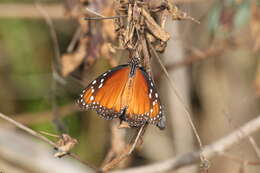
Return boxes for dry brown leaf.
[166,0,200,24]
[142,8,170,42]
[54,134,78,158]
[102,4,117,41]
[101,43,118,67]
[61,38,88,76]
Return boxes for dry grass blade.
[0,113,55,146]
[149,44,207,165]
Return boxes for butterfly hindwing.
[123,67,165,129]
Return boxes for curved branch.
[114,115,260,173]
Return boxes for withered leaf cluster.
[61,0,118,77]
[115,0,197,73]
[61,0,196,77]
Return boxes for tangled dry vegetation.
[2,0,260,173]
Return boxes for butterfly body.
[77,62,165,129]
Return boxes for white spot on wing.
[155,93,158,98]
[90,96,94,101]
[98,83,103,88]
[92,80,97,84]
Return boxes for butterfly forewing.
[78,64,129,119]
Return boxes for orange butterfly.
[77,61,165,129]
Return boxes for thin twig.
[223,110,260,159]
[35,2,68,133]
[0,104,76,125]
[0,112,98,171]
[0,113,55,146]
[85,7,106,18]
[113,115,260,173]
[39,131,60,138]
[150,44,205,162]
[102,125,146,172]
[35,2,61,75]
[248,137,260,158]
[67,27,82,53]
[84,15,127,20]
[101,121,127,167]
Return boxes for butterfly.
[77,61,166,129]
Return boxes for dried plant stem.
[0,112,98,171]
[85,7,106,18]
[102,125,146,172]
[67,27,82,53]
[35,2,68,133]
[113,115,260,173]
[223,110,260,159]
[35,3,61,72]
[248,136,260,159]
[84,15,127,20]
[101,121,127,167]
[150,45,204,156]
[0,113,55,146]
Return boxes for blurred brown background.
[0,0,260,173]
